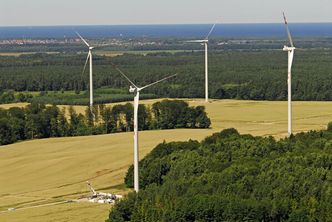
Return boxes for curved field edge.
[1,99,332,221]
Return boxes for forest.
[0,100,210,146]
[1,45,332,103]
[108,128,332,221]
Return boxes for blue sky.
[1,0,331,26]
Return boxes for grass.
[0,202,111,222]
[0,99,332,221]
[8,88,157,106]
[0,52,59,57]
[29,93,144,106]
[0,129,212,222]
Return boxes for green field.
[8,88,156,106]
[94,50,201,57]
[0,52,60,57]
[1,99,332,221]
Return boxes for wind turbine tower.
[282,13,296,136]
[187,23,217,102]
[113,66,176,192]
[76,32,94,110]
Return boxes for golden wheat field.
[1,99,332,222]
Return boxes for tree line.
[0,100,210,146]
[0,90,33,104]
[0,88,158,106]
[108,128,332,221]
[1,48,332,102]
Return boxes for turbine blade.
[205,23,217,40]
[140,74,177,90]
[111,63,138,88]
[283,12,294,47]
[82,53,90,76]
[76,32,90,47]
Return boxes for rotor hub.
[129,86,137,93]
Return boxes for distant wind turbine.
[186,23,217,102]
[113,65,177,192]
[282,12,296,136]
[76,32,94,110]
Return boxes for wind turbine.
[186,23,217,102]
[282,12,296,136]
[76,32,94,110]
[113,65,176,192]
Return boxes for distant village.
[0,38,162,47]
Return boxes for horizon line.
[1,22,332,28]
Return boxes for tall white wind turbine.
[186,23,217,103]
[282,12,296,136]
[113,66,176,192]
[76,32,94,110]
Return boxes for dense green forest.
[0,100,210,146]
[1,44,332,103]
[108,128,332,221]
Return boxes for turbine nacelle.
[283,46,296,51]
[89,47,94,50]
[201,40,209,46]
[185,22,216,44]
[129,85,138,93]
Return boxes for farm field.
[1,99,331,138]
[1,99,332,221]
